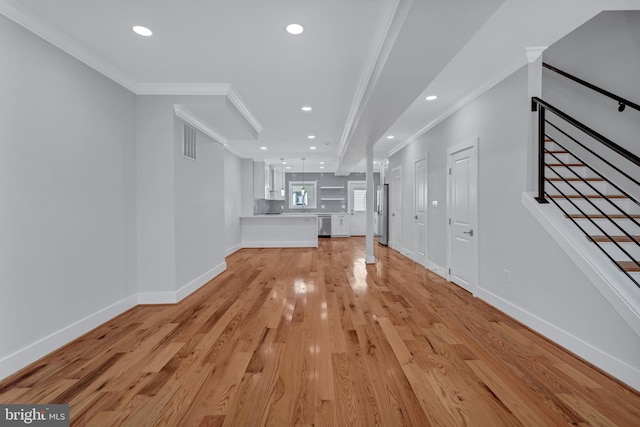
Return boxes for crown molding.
[171,104,246,158]
[389,56,527,157]
[225,86,263,134]
[143,84,262,138]
[0,0,139,92]
[174,104,229,147]
[1,1,262,139]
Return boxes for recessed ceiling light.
[301,106,312,112]
[426,95,438,101]
[307,135,316,139]
[282,161,287,164]
[132,26,153,37]
[320,161,325,164]
[310,146,317,150]
[286,166,292,169]
[260,146,267,150]
[320,166,325,169]
[386,135,395,139]
[286,24,304,35]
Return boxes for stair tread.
[545,150,569,154]
[568,214,640,219]
[549,194,627,199]
[589,235,640,243]
[618,261,640,272]
[546,163,586,167]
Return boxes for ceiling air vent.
[183,123,197,160]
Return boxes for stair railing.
[531,93,640,288]
[543,63,640,113]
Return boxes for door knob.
[463,229,474,237]
[414,215,418,220]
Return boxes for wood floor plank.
[1,237,639,426]
[467,359,571,426]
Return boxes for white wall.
[0,17,232,377]
[135,97,177,297]
[174,118,226,296]
[543,11,640,155]
[224,151,243,255]
[136,96,228,303]
[0,15,138,377]
[388,65,640,388]
[542,11,640,195]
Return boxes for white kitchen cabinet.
[253,161,268,199]
[331,214,350,237]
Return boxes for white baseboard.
[400,247,414,259]
[137,291,178,304]
[0,294,138,381]
[225,243,242,257]
[0,262,228,381]
[138,261,227,305]
[425,260,447,279]
[476,286,640,392]
[176,262,226,301]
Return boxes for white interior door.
[348,181,366,235]
[448,140,478,293]
[415,158,427,266]
[390,166,402,250]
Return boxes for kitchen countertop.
[241,213,318,219]
[245,212,349,217]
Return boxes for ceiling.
[2,0,639,173]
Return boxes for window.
[289,181,317,209]
[353,189,367,212]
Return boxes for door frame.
[446,137,479,293]
[390,165,402,251]
[414,156,428,267]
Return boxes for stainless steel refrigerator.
[378,184,389,245]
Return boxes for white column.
[365,142,376,264]
[526,46,547,192]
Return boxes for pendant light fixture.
[301,158,306,195]
[280,158,285,197]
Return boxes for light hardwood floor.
[1,237,639,426]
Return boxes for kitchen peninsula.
[240,214,318,248]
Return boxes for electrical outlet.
[504,269,510,284]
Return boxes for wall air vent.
[183,123,197,160]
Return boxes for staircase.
[521,63,640,389]
[527,63,640,337]
[542,136,640,287]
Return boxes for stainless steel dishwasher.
[318,215,331,237]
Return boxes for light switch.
[432,200,438,208]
